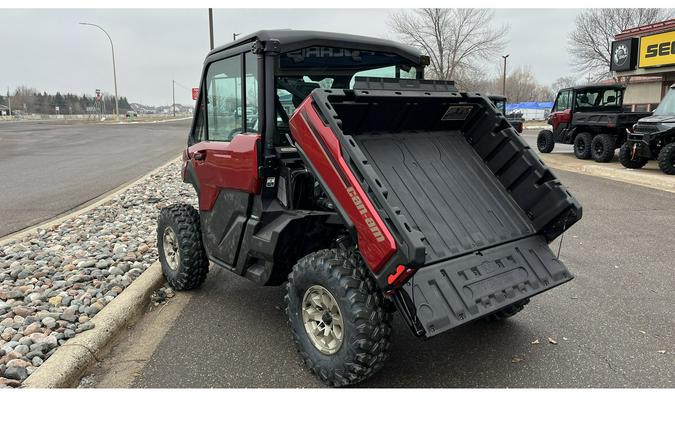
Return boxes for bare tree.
[551,76,579,93]
[568,8,674,80]
[388,8,508,81]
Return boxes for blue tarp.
[506,102,553,111]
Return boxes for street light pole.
[502,54,509,97]
[80,22,119,121]
[208,8,214,50]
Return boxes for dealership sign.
[610,38,639,71]
[639,30,675,68]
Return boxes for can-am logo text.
[346,187,385,243]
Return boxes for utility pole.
[208,8,214,50]
[80,22,119,121]
[501,54,510,96]
[172,80,176,117]
[6,87,11,116]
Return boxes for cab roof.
[207,29,424,65]
[570,83,625,91]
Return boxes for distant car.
[126,110,138,118]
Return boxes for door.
[549,89,572,142]
[187,52,261,267]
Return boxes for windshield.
[276,47,421,120]
[653,89,675,116]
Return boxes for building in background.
[611,19,675,112]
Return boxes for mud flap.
[396,235,573,338]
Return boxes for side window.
[206,55,242,142]
[555,90,570,112]
[244,53,259,133]
[191,93,206,144]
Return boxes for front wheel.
[157,204,209,290]
[658,143,675,175]
[537,130,555,153]
[285,249,392,387]
[619,143,648,169]
[591,133,616,163]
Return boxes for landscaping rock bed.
[0,160,194,387]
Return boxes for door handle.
[194,151,206,161]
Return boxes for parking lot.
[87,146,675,388]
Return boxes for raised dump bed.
[290,78,582,338]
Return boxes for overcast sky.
[0,8,581,106]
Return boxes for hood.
[638,115,675,124]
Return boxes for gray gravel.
[0,160,195,388]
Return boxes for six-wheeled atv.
[621,84,675,174]
[537,84,650,162]
[156,30,582,387]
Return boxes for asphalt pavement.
[91,157,674,388]
[0,119,190,237]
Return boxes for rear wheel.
[483,299,530,322]
[285,248,392,387]
[536,130,555,153]
[591,133,616,163]
[157,204,209,290]
[573,132,592,159]
[657,143,675,175]
[619,142,648,169]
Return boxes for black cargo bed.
[356,130,535,264]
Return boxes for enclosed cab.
[621,84,675,174]
[537,84,650,162]
[156,29,582,387]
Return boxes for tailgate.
[396,235,573,338]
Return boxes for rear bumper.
[393,235,573,338]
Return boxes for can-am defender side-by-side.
[156,30,582,387]
[621,84,675,174]
[537,84,650,162]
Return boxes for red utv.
[537,84,650,162]
[157,30,582,386]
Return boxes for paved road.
[92,165,674,388]
[0,119,190,237]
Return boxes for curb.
[22,262,164,388]
[0,156,180,247]
[542,155,675,194]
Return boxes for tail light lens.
[387,265,415,289]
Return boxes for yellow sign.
[639,30,675,68]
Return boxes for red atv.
[157,30,582,386]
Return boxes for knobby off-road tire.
[573,132,593,160]
[285,248,392,387]
[483,298,530,322]
[591,133,616,163]
[619,142,648,169]
[657,143,675,175]
[157,203,209,290]
[537,130,555,153]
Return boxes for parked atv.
[537,84,650,162]
[157,30,582,387]
[621,84,675,174]
[489,95,524,133]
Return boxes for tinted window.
[555,90,571,112]
[244,53,259,133]
[206,55,242,142]
[191,94,206,144]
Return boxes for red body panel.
[289,98,396,273]
[187,134,260,211]
[550,109,572,130]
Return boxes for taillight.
[387,265,415,289]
